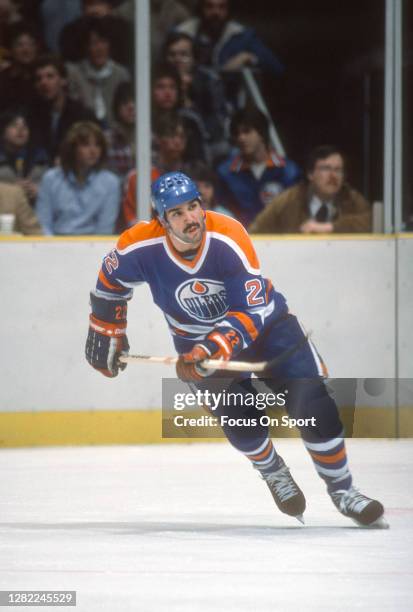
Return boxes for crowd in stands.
[0,0,372,235]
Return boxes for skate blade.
[351,515,389,529]
[295,514,305,525]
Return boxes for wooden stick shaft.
[118,354,268,372]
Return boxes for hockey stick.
[118,334,309,374]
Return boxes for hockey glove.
[85,293,129,378]
[176,329,240,382]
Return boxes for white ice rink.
[0,439,412,611]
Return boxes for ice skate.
[259,458,306,522]
[330,486,388,528]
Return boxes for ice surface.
[0,440,412,611]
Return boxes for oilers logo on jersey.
[175,279,228,322]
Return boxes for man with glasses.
[249,145,371,234]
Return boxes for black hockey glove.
[85,293,129,378]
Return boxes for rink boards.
[0,234,412,446]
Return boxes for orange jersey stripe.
[206,211,260,271]
[309,447,347,464]
[98,269,125,292]
[117,217,165,251]
[247,441,273,461]
[227,311,259,341]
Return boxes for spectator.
[0,182,42,234]
[40,0,82,53]
[0,0,21,68]
[249,145,372,234]
[163,31,230,163]
[66,16,130,128]
[59,0,133,70]
[105,80,135,179]
[175,0,284,75]
[152,62,209,163]
[35,121,120,235]
[29,54,97,160]
[119,167,160,230]
[151,0,190,62]
[0,109,48,204]
[0,22,41,112]
[188,160,233,216]
[152,113,192,175]
[217,107,300,227]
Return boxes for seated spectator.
[249,145,372,234]
[217,107,300,227]
[151,0,190,62]
[0,22,42,112]
[66,16,130,128]
[0,182,43,234]
[152,113,192,175]
[29,54,97,161]
[59,0,133,70]
[0,0,22,68]
[40,0,82,53]
[163,31,230,163]
[119,167,160,230]
[105,80,135,179]
[152,62,209,163]
[0,109,48,204]
[187,160,233,216]
[175,0,284,75]
[35,121,120,235]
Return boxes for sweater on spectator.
[35,167,120,235]
[0,183,43,235]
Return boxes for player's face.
[75,137,102,170]
[165,199,206,249]
[35,65,65,100]
[308,154,345,200]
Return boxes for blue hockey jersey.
[94,211,287,355]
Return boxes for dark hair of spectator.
[187,161,217,188]
[306,145,345,174]
[34,54,68,79]
[163,32,194,57]
[6,22,41,49]
[60,121,107,174]
[112,81,134,121]
[230,108,269,147]
[81,16,113,54]
[197,0,232,16]
[83,0,122,7]
[0,109,29,138]
[151,62,183,107]
[153,112,186,139]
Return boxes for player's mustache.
[184,223,200,233]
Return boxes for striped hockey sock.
[303,435,352,492]
[244,439,280,473]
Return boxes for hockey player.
[85,171,385,527]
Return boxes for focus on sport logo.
[175,279,228,322]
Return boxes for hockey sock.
[302,435,352,492]
[243,439,281,474]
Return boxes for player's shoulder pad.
[116,218,166,254]
[205,210,260,272]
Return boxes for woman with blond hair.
[36,121,120,235]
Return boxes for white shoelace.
[332,487,370,514]
[262,466,299,502]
